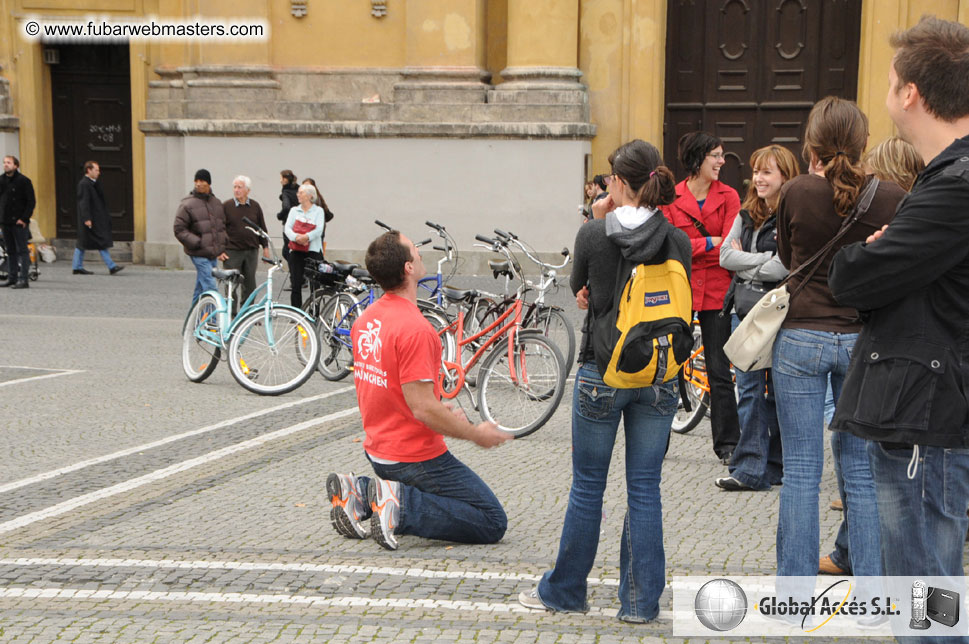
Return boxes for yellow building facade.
[0,0,966,264]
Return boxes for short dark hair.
[280,169,296,185]
[4,155,19,168]
[592,174,608,191]
[677,131,722,177]
[365,231,412,291]
[84,160,98,172]
[608,139,676,208]
[890,16,969,121]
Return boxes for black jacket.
[76,177,113,250]
[0,170,36,225]
[571,210,692,363]
[277,184,299,223]
[829,135,969,448]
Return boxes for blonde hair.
[741,145,800,228]
[863,136,924,192]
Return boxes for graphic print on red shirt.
[351,293,447,463]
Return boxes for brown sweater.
[222,198,268,250]
[776,174,905,332]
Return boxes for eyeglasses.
[707,152,725,160]
[605,173,621,185]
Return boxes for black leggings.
[697,309,740,458]
[287,250,322,309]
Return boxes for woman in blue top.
[284,183,326,309]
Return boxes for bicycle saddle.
[331,260,359,273]
[489,259,511,278]
[351,267,373,281]
[442,286,478,303]
[212,268,243,282]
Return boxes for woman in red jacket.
[663,131,741,464]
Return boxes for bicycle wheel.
[181,294,221,382]
[317,292,357,381]
[477,333,565,438]
[420,306,457,365]
[227,307,320,395]
[527,307,576,376]
[302,289,328,320]
[672,329,709,434]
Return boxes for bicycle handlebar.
[415,238,432,247]
[432,245,446,252]
[474,234,498,245]
[374,219,393,231]
[425,220,444,232]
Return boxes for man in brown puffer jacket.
[174,169,228,304]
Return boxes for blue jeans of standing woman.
[771,328,881,578]
[537,363,676,622]
[729,314,782,489]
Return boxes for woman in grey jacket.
[716,145,799,492]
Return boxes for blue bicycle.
[181,218,320,395]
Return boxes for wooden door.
[51,45,134,241]
[663,0,862,192]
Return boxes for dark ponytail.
[802,97,868,218]
[608,139,676,209]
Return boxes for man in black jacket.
[73,160,123,276]
[0,155,36,289]
[829,16,969,590]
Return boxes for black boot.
[11,279,28,289]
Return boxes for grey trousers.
[223,247,260,305]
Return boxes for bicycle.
[463,229,575,375]
[433,233,567,438]
[0,229,40,282]
[181,217,321,395]
[672,324,710,434]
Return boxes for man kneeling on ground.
[328,230,512,550]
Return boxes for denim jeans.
[189,255,218,304]
[73,247,116,271]
[729,314,782,490]
[869,442,969,644]
[771,328,880,578]
[827,431,881,575]
[356,450,507,544]
[697,310,740,459]
[537,363,676,622]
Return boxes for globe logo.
[694,579,748,631]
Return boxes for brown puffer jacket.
[173,190,227,259]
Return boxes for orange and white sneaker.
[327,472,368,539]
[368,477,401,551]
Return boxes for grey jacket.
[719,214,787,283]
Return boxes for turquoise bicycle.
[181,218,320,395]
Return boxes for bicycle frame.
[438,298,527,398]
[325,283,379,351]
[191,227,314,354]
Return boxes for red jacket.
[663,179,740,311]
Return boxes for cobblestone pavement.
[0,261,909,643]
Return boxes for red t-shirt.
[351,293,446,462]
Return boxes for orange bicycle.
[435,235,566,438]
[673,325,710,434]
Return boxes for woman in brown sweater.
[772,97,905,585]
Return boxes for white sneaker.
[518,588,549,611]
[368,477,401,551]
[327,472,368,539]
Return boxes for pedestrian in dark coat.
[73,160,122,275]
[0,155,36,288]
[278,170,299,261]
[173,169,228,304]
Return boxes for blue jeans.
[538,363,676,622]
[189,255,218,304]
[729,314,782,490]
[771,329,880,578]
[869,442,969,644]
[827,431,881,575]
[356,450,506,544]
[73,247,116,271]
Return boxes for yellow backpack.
[592,257,693,388]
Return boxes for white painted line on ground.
[0,407,359,535]
[0,368,84,389]
[0,556,619,587]
[0,586,672,620]
[0,386,354,496]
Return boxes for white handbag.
[723,178,880,371]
